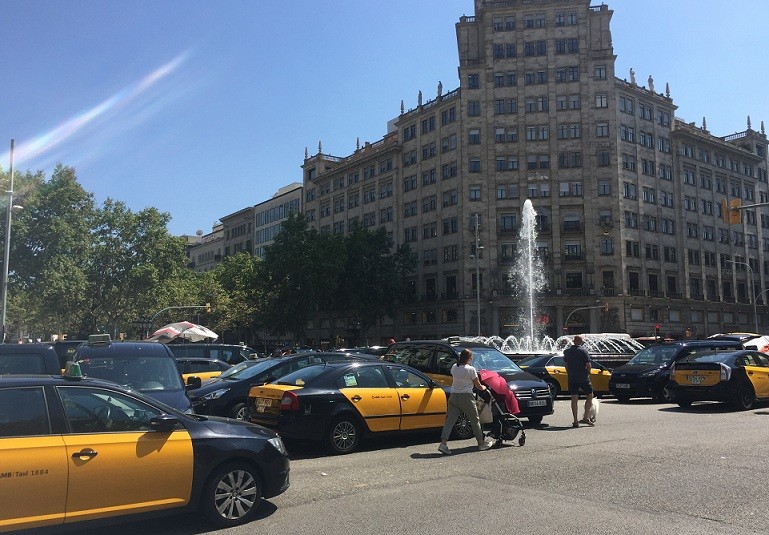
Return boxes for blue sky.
[2,1,767,236]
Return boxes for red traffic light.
[655,324,660,330]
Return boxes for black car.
[189,352,376,420]
[0,343,62,374]
[608,339,742,402]
[0,374,289,531]
[74,335,193,413]
[382,339,553,424]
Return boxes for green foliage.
[0,163,416,346]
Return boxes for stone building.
[301,0,768,346]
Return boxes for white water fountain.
[462,199,644,359]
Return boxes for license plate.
[528,399,547,407]
[257,398,272,407]
[256,405,265,413]
[688,375,704,385]
[615,383,630,389]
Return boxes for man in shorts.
[563,335,594,427]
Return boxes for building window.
[469,186,481,201]
[594,64,607,80]
[468,101,481,116]
[468,73,480,89]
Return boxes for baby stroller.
[477,369,526,447]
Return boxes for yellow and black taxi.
[668,350,769,410]
[0,370,289,532]
[382,339,553,424]
[176,357,232,383]
[516,353,612,398]
[248,360,474,454]
[609,339,742,402]
[191,352,377,421]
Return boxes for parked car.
[516,354,612,398]
[0,343,61,375]
[175,357,232,383]
[74,334,193,412]
[248,360,473,454]
[381,339,553,424]
[167,343,258,365]
[0,373,289,532]
[189,352,376,420]
[668,350,769,410]
[608,339,742,402]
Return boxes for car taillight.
[720,363,732,382]
[280,391,300,411]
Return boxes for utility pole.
[1,140,15,343]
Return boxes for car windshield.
[627,345,679,366]
[516,355,551,367]
[469,348,524,373]
[679,352,728,364]
[274,364,328,386]
[219,359,272,379]
[79,355,184,392]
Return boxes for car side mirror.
[150,414,179,432]
[185,376,202,390]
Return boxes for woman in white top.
[438,348,493,454]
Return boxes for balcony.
[562,287,594,296]
[690,293,705,300]
[648,290,665,298]
[628,288,646,297]
[562,221,582,233]
[667,292,683,299]
[420,294,438,302]
[563,252,584,261]
[441,291,459,300]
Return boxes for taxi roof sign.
[87,334,112,346]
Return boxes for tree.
[3,165,94,339]
[211,252,262,345]
[258,213,345,344]
[337,223,416,344]
[82,198,189,337]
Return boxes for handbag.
[476,398,493,424]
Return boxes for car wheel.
[662,384,674,403]
[546,380,560,399]
[229,402,246,420]
[677,400,692,408]
[527,416,543,425]
[451,411,474,440]
[615,395,630,403]
[730,382,755,411]
[326,415,361,454]
[200,462,262,528]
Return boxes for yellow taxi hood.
[249,384,303,400]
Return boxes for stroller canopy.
[478,369,520,415]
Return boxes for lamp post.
[1,140,15,343]
[473,213,482,336]
[727,260,758,334]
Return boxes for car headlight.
[268,436,288,456]
[202,388,230,401]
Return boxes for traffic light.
[721,198,741,224]
[654,324,660,340]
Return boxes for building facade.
[300,0,768,345]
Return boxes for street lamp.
[1,140,16,343]
[727,260,758,334]
[472,213,483,336]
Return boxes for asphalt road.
[39,397,769,535]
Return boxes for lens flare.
[1,52,189,169]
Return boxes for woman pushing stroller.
[438,348,494,455]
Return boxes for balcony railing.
[667,292,683,299]
[628,288,646,297]
[563,252,584,261]
[562,221,582,232]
